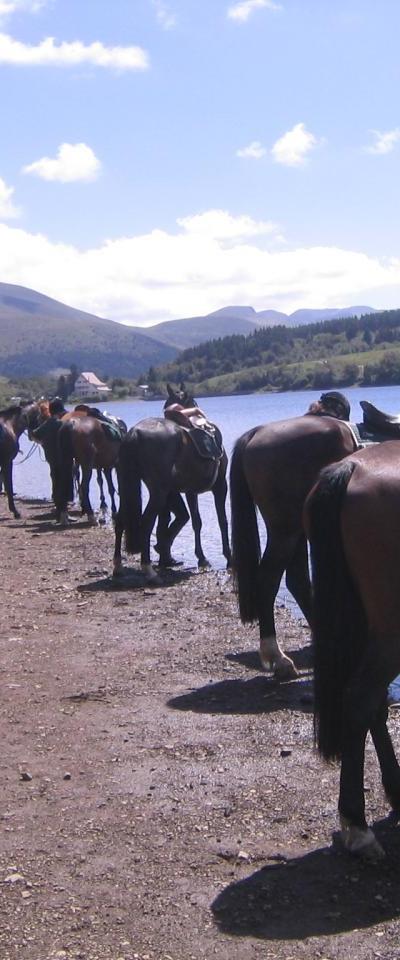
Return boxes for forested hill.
[146,308,400,394]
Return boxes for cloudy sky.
[1,0,400,326]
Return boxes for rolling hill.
[0,284,177,377]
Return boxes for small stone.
[280,748,292,757]
[20,771,32,782]
[63,772,72,780]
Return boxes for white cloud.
[0,32,149,70]
[152,0,176,30]
[0,211,397,325]
[227,0,281,23]
[177,209,277,240]
[22,143,101,183]
[271,122,320,166]
[365,128,400,155]
[0,176,20,218]
[236,140,266,159]
[0,1,46,19]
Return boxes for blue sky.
[1,0,400,326]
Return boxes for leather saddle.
[359,400,400,440]
[165,407,224,460]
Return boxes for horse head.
[164,382,198,411]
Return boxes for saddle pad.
[186,426,224,460]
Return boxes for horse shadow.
[212,820,400,940]
[168,673,313,716]
[77,566,194,594]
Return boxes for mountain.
[137,304,377,349]
[286,306,376,326]
[136,306,263,349]
[0,283,177,378]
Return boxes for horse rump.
[305,458,367,761]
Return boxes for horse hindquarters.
[230,432,261,622]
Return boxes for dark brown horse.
[55,414,124,524]
[113,389,230,578]
[229,391,358,680]
[305,441,400,860]
[0,401,43,518]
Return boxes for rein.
[15,442,40,465]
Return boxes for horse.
[229,391,359,680]
[305,441,400,860]
[113,386,230,577]
[54,414,124,524]
[0,401,44,518]
[32,400,125,519]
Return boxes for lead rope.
[15,442,40,465]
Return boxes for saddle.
[359,400,400,439]
[165,406,224,460]
[74,406,124,442]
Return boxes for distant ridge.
[140,303,378,349]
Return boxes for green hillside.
[146,308,400,394]
[0,283,177,378]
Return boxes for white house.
[74,371,112,399]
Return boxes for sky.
[1,0,400,327]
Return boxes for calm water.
[14,382,400,567]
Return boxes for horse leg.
[113,511,124,576]
[140,492,169,580]
[338,659,389,859]
[257,531,298,680]
[97,468,107,511]
[156,493,189,566]
[3,460,20,519]
[81,467,97,525]
[104,467,117,513]
[186,491,209,568]
[212,468,231,568]
[370,699,400,816]
[285,533,313,625]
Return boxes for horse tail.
[57,421,74,508]
[307,458,367,761]
[230,429,261,622]
[117,431,142,554]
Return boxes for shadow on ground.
[168,673,313,716]
[212,819,400,940]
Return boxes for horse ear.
[166,383,174,398]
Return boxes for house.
[74,371,112,399]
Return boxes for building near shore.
[74,372,111,400]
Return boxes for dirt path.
[1,499,400,960]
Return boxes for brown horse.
[32,401,124,518]
[0,401,45,518]
[113,389,230,577]
[229,391,358,680]
[55,414,123,524]
[305,441,400,860]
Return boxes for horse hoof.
[198,558,211,569]
[113,566,124,578]
[88,514,98,527]
[339,823,385,861]
[13,510,21,519]
[274,660,298,682]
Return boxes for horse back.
[241,415,356,527]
